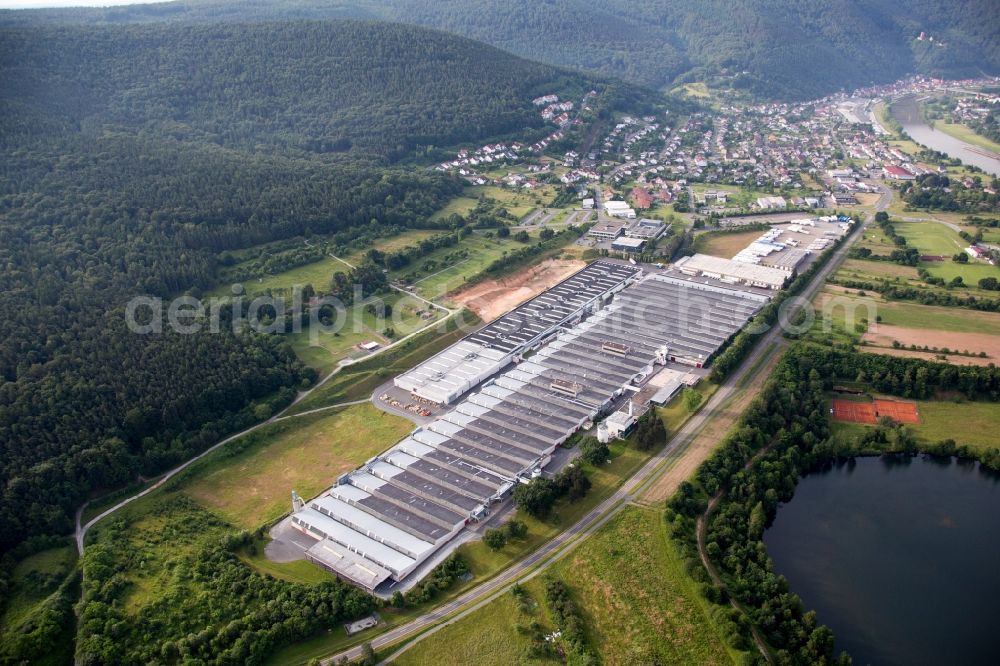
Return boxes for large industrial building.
[394,262,640,405]
[290,262,772,591]
[674,254,790,290]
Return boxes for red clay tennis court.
[873,399,920,424]
[831,398,920,424]
[831,399,877,424]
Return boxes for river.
[890,95,1000,177]
[764,456,1000,665]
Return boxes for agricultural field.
[847,219,998,295]
[814,288,1000,334]
[433,184,564,222]
[391,232,543,302]
[806,287,1000,366]
[692,229,762,258]
[396,507,740,666]
[181,403,413,530]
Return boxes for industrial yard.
[275,260,775,593]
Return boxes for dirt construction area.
[862,324,1000,367]
[449,258,586,322]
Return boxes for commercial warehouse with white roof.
[289,261,774,591]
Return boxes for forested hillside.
[5,0,999,99]
[0,19,603,553]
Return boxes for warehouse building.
[394,261,640,405]
[674,253,789,290]
[291,267,770,591]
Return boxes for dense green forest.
[5,0,999,99]
[668,345,1000,663]
[0,19,607,555]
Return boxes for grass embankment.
[79,402,414,646]
[933,120,1000,155]
[394,507,741,666]
[285,309,478,415]
[180,404,413,530]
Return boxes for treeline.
[0,17,607,555]
[830,277,1000,311]
[970,108,1000,145]
[7,0,1000,101]
[708,218,859,382]
[0,21,599,160]
[403,553,470,606]
[668,345,1000,664]
[900,173,1000,213]
[75,498,376,665]
[544,578,594,660]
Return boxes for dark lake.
[764,455,1000,665]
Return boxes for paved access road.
[322,194,889,664]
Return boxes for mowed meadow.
[394,506,742,666]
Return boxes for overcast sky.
[0,0,165,8]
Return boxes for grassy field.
[0,543,77,631]
[284,310,477,415]
[207,230,440,298]
[894,221,966,255]
[396,507,740,666]
[547,507,740,665]
[692,229,762,258]
[909,400,1000,452]
[432,185,563,223]
[815,288,1000,335]
[830,397,1000,454]
[286,291,442,375]
[392,578,555,666]
[181,404,412,530]
[209,255,345,299]
[849,219,999,293]
[934,120,1000,154]
[392,232,541,301]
